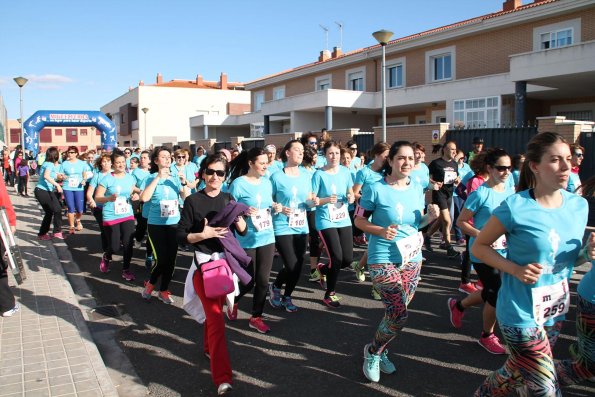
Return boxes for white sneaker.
[2,303,20,317]
[217,383,232,395]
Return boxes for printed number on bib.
[160,199,179,218]
[114,196,130,215]
[443,170,457,185]
[531,279,569,326]
[329,202,348,223]
[288,208,306,228]
[252,209,272,231]
[68,177,80,188]
[491,235,507,250]
[396,232,424,264]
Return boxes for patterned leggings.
[474,321,564,397]
[556,295,595,385]
[368,261,421,354]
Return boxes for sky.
[1,0,515,120]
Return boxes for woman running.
[58,146,89,234]
[355,141,438,383]
[301,146,324,284]
[227,147,277,333]
[448,148,515,355]
[94,150,138,281]
[312,141,355,308]
[86,153,112,266]
[473,132,588,396]
[140,147,189,303]
[268,140,313,312]
[34,147,64,240]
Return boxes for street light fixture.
[13,76,28,148]
[372,29,393,143]
[141,107,149,149]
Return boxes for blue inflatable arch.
[23,110,117,156]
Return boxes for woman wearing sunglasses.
[171,149,199,193]
[448,148,515,355]
[57,146,89,234]
[140,147,189,304]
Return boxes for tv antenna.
[319,24,329,51]
[335,21,343,48]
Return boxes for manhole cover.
[90,305,121,319]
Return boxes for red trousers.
[192,270,233,386]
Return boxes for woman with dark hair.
[313,141,355,308]
[140,147,189,303]
[57,145,89,234]
[473,132,588,396]
[301,146,324,283]
[94,150,139,281]
[227,147,277,332]
[449,148,515,355]
[268,140,313,312]
[34,147,65,240]
[86,153,112,265]
[355,141,439,382]
[345,139,362,171]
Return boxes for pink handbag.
[201,258,234,299]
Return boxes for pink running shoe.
[249,316,270,334]
[478,333,506,355]
[121,270,135,281]
[53,232,65,240]
[447,298,464,329]
[38,234,51,241]
[458,282,478,294]
[99,254,110,273]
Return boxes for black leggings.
[236,243,275,317]
[92,207,108,253]
[318,226,353,295]
[147,224,178,291]
[473,262,501,307]
[105,220,135,270]
[461,236,472,284]
[34,187,62,236]
[274,234,307,297]
[17,175,28,195]
[307,211,321,258]
[0,255,15,313]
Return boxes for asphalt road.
[53,210,595,397]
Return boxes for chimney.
[332,47,343,58]
[318,49,331,62]
[196,74,203,85]
[219,72,228,90]
[503,0,522,11]
[139,80,144,86]
[156,73,163,84]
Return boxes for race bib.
[396,232,424,264]
[329,202,348,223]
[251,209,273,231]
[114,196,130,215]
[160,199,179,218]
[288,208,307,229]
[531,279,569,325]
[444,170,457,185]
[68,176,80,188]
[84,171,94,180]
[491,235,507,250]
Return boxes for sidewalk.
[0,189,119,397]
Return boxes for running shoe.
[379,350,396,374]
[53,232,65,240]
[158,290,175,304]
[456,238,466,246]
[371,286,381,301]
[38,234,51,241]
[2,303,20,317]
[478,333,506,355]
[323,292,341,308]
[134,240,143,250]
[249,316,270,334]
[439,242,448,250]
[424,235,433,252]
[447,298,464,328]
[217,383,232,395]
[458,282,478,294]
[353,235,368,247]
[281,296,298,313]
[362,344,380,382]
[447,246,460,258]
[268,283,282,308]
[316,263,327,289]
[226,303,238,321]
[121,270,135,281]
[351,261,366,282]
[475,280,484,290]
[145,255,154,272]
[308,268,322,282]
[99,254,110,273]
[141,281,154,300]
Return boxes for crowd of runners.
[13,129,595,395]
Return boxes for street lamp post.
[13,77,28,148]
[372,30,394,143]
[141,107,149,149]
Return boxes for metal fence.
[354,133,375,157]
[579,130,595,181]
[444,127,538,157]
[240,139,265,150]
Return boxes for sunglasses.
[349,147,357,150]
[575,153,584,158]
[205,168,225,177]
[308,141,317,145]
[494,165,512,172]
[176,156,186,159]
[67,151,77,154]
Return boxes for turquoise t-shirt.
[577,261,595,304]
[170,163,197,195]
[354,165,383,188]
[465,183,514,263]
[140,174,183,225]
[229,176,275,248]
[192,154,206,167]
[270,168,311,236]
[454,163,472,197]
[99,173,136,222]
[58,159,88,191]
[359,179,424,265]
[36,162,57,191]
[410,163,430,191]
[566,172,581,194]
[311,166,354,230]
[89,170,111,209]
[493,189,588,327]
[512,170,521,188]
[315,155,327,169]
[131,168,150,188]
[349,157,362,171]
[265,161,283,178]
[300,166,317,212]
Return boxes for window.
[432,54,452,81]
[254,91,265,112]
[556,110,593,121]
[80,129,88,136]
[453,96,500,128]
[426,46,456,84]
[273,86,285,100]
[55,129,63,136]
[40,128,51,143]
[387,59,405,89]
[540,28,573,49]
[533,19,580,51]
[66,128,78,143]
[348,71,364,91]
[315,74,332,91]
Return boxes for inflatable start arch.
[24,110,117,156]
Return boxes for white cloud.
[26,74,75,84]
